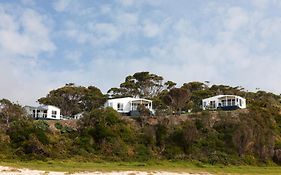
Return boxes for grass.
[0,160,281,174]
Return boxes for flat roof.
[203,95,244,101]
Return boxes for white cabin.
[104,97,153,115]
[73,112,83,120]
[202,95,246,110]
[24,105,61,120]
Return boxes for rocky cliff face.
[127,109,249,128]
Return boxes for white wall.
[46,105,61,120]
[106,98,132,113]
[202,95,246,110]
[105,97,153,113]
[24,105,61,120]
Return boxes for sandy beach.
[0,166,211,175]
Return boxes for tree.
[77,108,136,156]
[181,121,199,154]
[81,86,107,112]
[181,82,212,112]
[0,99,26,128]
[38,84,106,116]
[181,82,207,92]
[164,81,176,90]
[232,122,253,157]
[163,88,190,114]
[107,72,164,98]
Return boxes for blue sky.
[1,0,281,105]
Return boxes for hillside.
[1,72,281,165]
[19,107,277,166]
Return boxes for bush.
[135,144,152,161]
[55,122,63,130]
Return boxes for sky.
[0,0,281,105]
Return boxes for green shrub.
[34,120,49,131]
[55,122,63,130]
[135,144,152,161]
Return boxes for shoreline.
[0,166,211,175]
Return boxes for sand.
[0,166,212,175]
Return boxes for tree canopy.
[38,84,106,116]
[107,71,165,98]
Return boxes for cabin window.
[232,99,235,106]
[239,99,242,106]
[227,99,231,106]
[109,102,113,107]
[32,110,36,118]
[210,101,215,108]
[117,103,123,111]
[221,100,226,106]
[203,101,207,107]
[43,110,47,118]
[51,110,57,118]
[36,110,40,117]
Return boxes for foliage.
[0,99,27,128]
[77,108,137,159]
[107,71,165,98]
[137,104,151,116]
[2,72,281,165]
[38,84,106,116]
[163,88,191,114]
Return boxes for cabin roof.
[107,97,152,103]
[203,95,245,101]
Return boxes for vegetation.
[1,71,281,169]
[38,83,106,116]
[1,160,281,174]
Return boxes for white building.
[24,105,61,120]
[104,97,154,115]
[202,95,246,110]
[73,112,83,120]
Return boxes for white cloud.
[0,6,56,105]
[225,7,249,31]
[65,50,82,65]
[92,23,121,46]
[2,0,281,106]
[251,0,270,9]
[21,0,35,6]
[117,12,138,26]
[53,0,70,12]
[100,4,112,14]
[259,18,281,39]
[117,0,161,7]
[118,0,136,6]
[0,9,55,57]
[142,20,161,37]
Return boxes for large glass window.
[227,99,231,106]
[51,110,57,118]
[231,99,235,106]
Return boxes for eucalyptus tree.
[38,84,106,116]
[107,71,164,98]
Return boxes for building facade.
[202,95,246,110]
[24,105,61,120]
[104,97,154,115]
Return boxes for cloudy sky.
[0,0,281,105]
